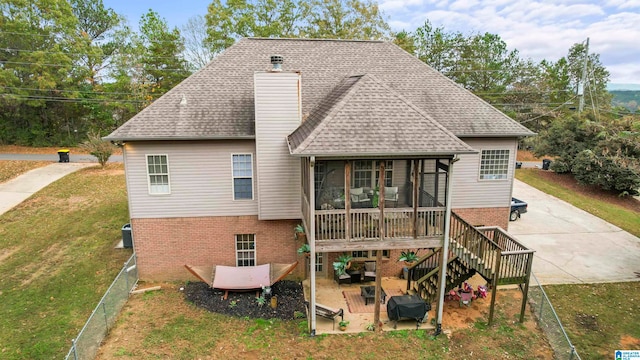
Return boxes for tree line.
[1,0,637,192]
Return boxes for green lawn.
[0,164,131,359]
[515,169,640,238]
[545,283,640,360]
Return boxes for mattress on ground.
[212,264,270,290]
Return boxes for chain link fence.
[65,254,138,360]
[527,273,581,360]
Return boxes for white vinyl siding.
[451,138,518,209]
[254,71,302,220]
[146,154,170,194]
[479,149,510,180]
[235,234,256,267]
[124,141,258,218]
[232,154,254,200]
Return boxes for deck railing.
[478,227,534,284]
[315,207,445,242]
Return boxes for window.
[235,234,255,266]
[146,155,170,194]
[351,250,390,259]
[353,161,372,188]
[479,150,510,180]
[353,160,393,188]
[232,154,253,200]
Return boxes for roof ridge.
[293,75,367,153]
[362,74,470,147]
[247,37,386,43]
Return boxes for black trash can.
[515,161,522,169]
[57,149,70,163]
[542,159,551,170]
[122,223,133,248]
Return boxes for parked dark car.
[510,197,528,221]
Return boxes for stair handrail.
[405,249,441,291]
[450,212,501,280]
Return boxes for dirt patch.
[19,243,67,287]
[0,246,21,264]
[184,280,306,320]
[517,150,546,162]
[533,170,640,213]
[620,335,640,348]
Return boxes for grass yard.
[96,285,553,359]
[515,168,640,238]
[0,160,52,183]
[0,163,131,359]
[545,283,640,360]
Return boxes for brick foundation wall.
[452,207,510,230]
[131,216,301,281]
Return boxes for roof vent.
[270,55,283,71]
[180,94,187,106]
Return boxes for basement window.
[236,234,255,267]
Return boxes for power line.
[0,93,147,103]
[516,96,578,124]
[0,85,161,98]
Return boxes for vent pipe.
[270,55,283,71]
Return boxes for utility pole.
[578,37,589,112]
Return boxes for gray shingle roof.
[288,74,475,156]
[105,38,534,141]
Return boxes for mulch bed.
[184,280,307,320]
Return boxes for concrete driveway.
[508,180,640,285]
[0,162,94,216]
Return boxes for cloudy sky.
[105,0,640,85]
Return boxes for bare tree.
[182,15,214,70]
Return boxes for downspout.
[309,156,317,336]
[435,155,458,335]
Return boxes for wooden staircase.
[407,212,533,305]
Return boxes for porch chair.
[363,261,376,282]
[334,271,351,284]
[305,301,344,330]
[384,186,398,207]
[350,187,370,207]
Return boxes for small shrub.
[80,131,115,167]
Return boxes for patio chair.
[334,271,351,284]
[305,301,344,330]
[363,261,376,282]
[384,186,398,207]
[350,187,370,207]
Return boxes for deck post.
[309,156,317,335]
[488,248,502,326]
[412,159,419,238]
[435,156,457,334]
[345,161,351,241]
[519,251,535,323]
[374,161,385,331]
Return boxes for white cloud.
[383,0,640,84]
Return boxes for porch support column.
[412,159,419,238]
[374,161,385,331]
[345,161,351,241]
[309,156,317,336]
[435,156,457,335]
